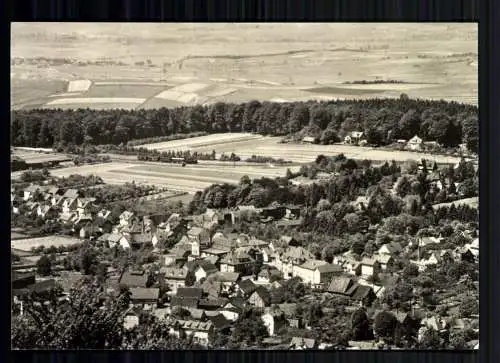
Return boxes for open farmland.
[11,23,477,109]
[11,149,72,164]
[138,133,463,164]
[24,161,301,193]
[11,236,82,252]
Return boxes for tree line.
[11,97,478,152]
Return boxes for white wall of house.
[220,310,239,321]
[119,237,131,249]
[195,268,207,282]
[262,314,276,336]
[293,267,316,284]
[361,265,374,277]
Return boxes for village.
[11,154,479,350]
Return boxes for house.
[360,258,380,277]
[219,247,260,275]
[123,311,140,330]
[216,272,240,290]
[293,260,343,286]
[119,233,152,250]
[59,211,76,224]
[327,276,376,306]
[62,198,78,214]
[97,209,113,221]
[36,205,58,219]
[257,267,281,283]
[119,211,135,227]
[289,337,316,350]
[175,320,214,346]
[119,269,149,288]
[23,185,41,201]
[262,309,287,336]
[187,227,211,246]
[50,195,65,208]
[198,298,228,311]
[375,254,394,271]
[79,223,101,239]
[344,131,365,145]
[302,136,316,144]
[248,286,271,309]
[276,246,314,279]
[47,187,62,196]
[76,198,96,216]
[129,287,160,308]
[194,261,219,282]
[280,236,301,247]
[63,189,81,199]
[170,288,203,309]
[407,135,423,151]
[209,314,232,333]
[236,279,258,297]
[160,267,188,293]
[378,242,403,256]
[104,233,123,248]
[219,298,245,321]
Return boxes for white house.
[194,262,218,282]
[175,320,213,346]
[407,135,423,151]
[261,311,287,337]
[293,260,343,285]
[378,242,403,256]
[360,258,380,277]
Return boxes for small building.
[236,279,258,297]
[302,136,316,144]
[194,261,219,282]
[407,135,423,151]
[375,254,394,271]
[129,287,160,308]
[219,299,245,321]
[248,286,271,309]
[119,269,149,288]
[360,258,380,277]
[293,260,343,286]
[160,267,188,294]
[262,310,287,337]
[289,337,317,350]
[378,242,403,256]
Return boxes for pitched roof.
[209,314,231,330]
[349,285,374,300]
[196,260,218,273]
[251,286,271,305]
[129,287,160,301]
[217,272,240,283]
[119,270,148,288]
[317,263,343,274]
[107,233,123,243]
[160,267,188,279]
[290,336,316,349]
[297,259,328,270]
[198,298,229,309]
[237,279,257,295]
[170,296,199,308]
[63,189,80,199]
[178,319,213,332]
[327,276,355,295]
[380,242,403,254]
[176,287,203,299]
[185,307,206,320]
[361,257,378,266]
[376,254,393,264]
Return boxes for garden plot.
[67,79,92,93]
[139,133,262,151]
[83,84,168,98]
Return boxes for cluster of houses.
[11,182,479,349]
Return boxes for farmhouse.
[293,260,343,286]
[129,287,160,308]
[344,131,365,145]
[119,269,149,288]
[360,258,380,277]
[248,286,272,309]
[302,136,316,144]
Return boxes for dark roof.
[237,279,258,295]
[222,297,245,313]
[12,270,36,283]
[63,189,80,199]
[198,297,229,309]
[196,260,218,273]
[327,276,355,295]
[170,296,199,308]
[119,270,148,288]
[349,284,374,301]
[176,287,203,299]
[209,314,232,330]
[129,287,160,301]
[251,286,271,305]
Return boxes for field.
[11,236,82,252]
[11,23,477,110]
[19,161,301,193]
[432,197,479,210]
[12,149,72,164]
[138,133,463,164]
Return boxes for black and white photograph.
[10,23,478,350]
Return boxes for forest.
[11,97,478,153]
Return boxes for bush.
[36,255,52,276]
